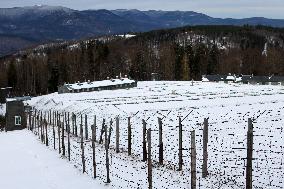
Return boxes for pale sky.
[1,0,284,19]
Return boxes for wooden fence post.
[104,119,111,183]
[43,113,46,144]
[37,110,40,136]
[158,117,163,165]
[85,114,88,140]
[62,118,65,156]
[80,116,86,173]
[64,112,67,130]
[67,120,71,161]
[58,118,61,154]
[32,110,35,132]
[202,118,209,178]
[28,111,31,130]
[68,112,70,132]
[94,115,97,141]
[74,114,77,137]
[191,130,196,189]
[91,124,97,178]
[99,119,105,144]
[49,110,52,125]
[108,119,113,148]
[45,119,49,146]
[72,113,74,135]
[246,118,253,189]
[43,114,46,143]
[128,117,132,156]
[142,119,147,162]
[116,116,120,153]
[40,112,43,141]
[53,111,56,150]
[178,117,183,171]
[147,128,152,189]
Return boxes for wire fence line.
[26,106,284,189]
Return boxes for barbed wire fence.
[26,105,284,189]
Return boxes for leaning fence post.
[191,130,196,189]
[91,124,97,178]
[104,119,111,183]
[147,128,152,189]
[115,116,120,153]
[158,117,163,165]
[99,119,105,144]
[246,118,253,189]
[128,117,132,156]
[202,118,209,178]
[142,119,147,162]
[178,117,183,171]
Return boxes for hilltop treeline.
[1,25,284,95]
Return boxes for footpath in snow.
[0,130,106,189]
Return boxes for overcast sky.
[1,0,284,19]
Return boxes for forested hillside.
[2,5,284,56]
[1,25,284,96]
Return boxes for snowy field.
[0,130,105,189]
[27,81,284,189]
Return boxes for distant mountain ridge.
[1,5,284,56]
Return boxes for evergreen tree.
[207,45,219,74]
[7,61,17,88]
[174,44,183,80]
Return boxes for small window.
[15,116,21,126]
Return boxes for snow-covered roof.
[65,78,136,90]
[6,96,31,102]
[202,77,209,82]
[226,75,235,81]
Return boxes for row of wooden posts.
[27,109,254,189]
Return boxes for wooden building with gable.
[5,97,30,131]
[58,77,137,94]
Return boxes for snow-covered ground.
[0,130,105,189]
[27,81,284,188]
